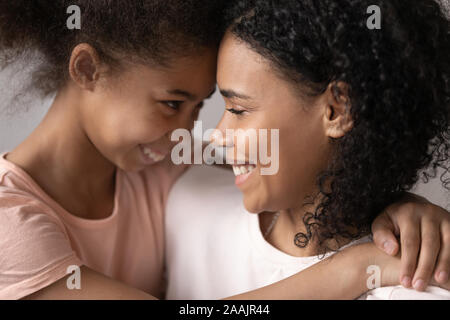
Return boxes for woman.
[166,0,450,299]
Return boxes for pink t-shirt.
[0,152,187,300]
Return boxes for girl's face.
[78,48,218,172]
[214,33,335,214]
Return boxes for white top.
[165,164,450,300]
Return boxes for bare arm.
[23,243,450,300]
[24,245,371,300]
[23,266,156,300]
[226,242,450,300]
[23,244,375,300]
[225,242,377,300]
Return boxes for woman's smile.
[233,164,257,186]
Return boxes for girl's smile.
[139,144,167,165]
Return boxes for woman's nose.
[211,116,234,148]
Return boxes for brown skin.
[8,42,406,300]
[21,243,405,300]
[214,32,365,257]
[5,40,447,299]
[213,32,450,289]
[7,43,217,220]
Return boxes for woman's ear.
[68,43,104,91]
[323,81,354,139]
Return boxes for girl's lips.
[139,145,167,164]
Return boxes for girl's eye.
[164,101,182,110]
[196,101,204,109]
[226,108,245,116]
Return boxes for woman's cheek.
[269,146,305,209]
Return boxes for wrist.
[357,242,401,288]
[326,243,375,298]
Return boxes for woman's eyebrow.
[219,89,252,100]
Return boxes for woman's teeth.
[143,147,166,162]
[232,165,256,176]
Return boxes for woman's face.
[214,33,334,214]
[78,48,218,172]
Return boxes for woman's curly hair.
[226,0,450,252]
[0,0,227,97]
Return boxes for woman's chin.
[242,196,267,214]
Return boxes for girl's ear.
[68,43,104,91]
[323,81,354,139]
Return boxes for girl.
[0,0,448,300]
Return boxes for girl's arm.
[225,243,375,300]
[24,241,449,300]
[23,266,157,300]
[226,242,450,300]
[23,242,378,300]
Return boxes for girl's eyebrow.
[206,88,216,99]
[167,87,217,101]
[219,89,252,101]
[167,89,196,101]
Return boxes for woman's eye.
[226,108,245,116]
[164,101,182,110]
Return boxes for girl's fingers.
[411,218,441,291]
[399,217,421,288]
[371,212,400,256]
[434,221,450,284]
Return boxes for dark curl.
[0,0,227,96]
[226,0,450,252]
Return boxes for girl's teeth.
[232,165,256,176]
[143,147,165,162]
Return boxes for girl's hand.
[367,241,450,292]
[370,193,450,291]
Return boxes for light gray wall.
[0,65,448,210]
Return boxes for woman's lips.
[233,164,256,186]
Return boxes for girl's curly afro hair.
[226,0,450,251]
[0,0,227,96]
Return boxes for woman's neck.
[7,86,117,220]
[263,202,353,258]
